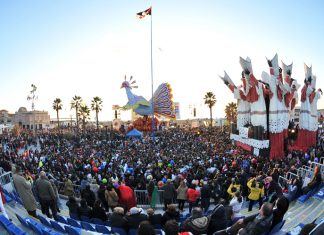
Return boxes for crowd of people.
[1,126,323,234]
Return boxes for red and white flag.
[136,7,151,19]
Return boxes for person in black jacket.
[66,196,79,218]
[161,204,180,226]
[97,184,108,211]
[81,185,96,208]
[110,207,127,229]
[91,200,107,221]
[200,181,212,213]
[147,208,162,228]
[124,207,148,230]
[207,199,227,235]
[162,180,177,211]
[78,199,91,218]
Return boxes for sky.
[1,0,324,122]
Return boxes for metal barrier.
[279,176,288,188]
[286,172,298,181]
[57,181,81,198]
[310,162,324,177]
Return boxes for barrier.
[286,172,298,181]
[279,176,288,188]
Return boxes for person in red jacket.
[187,184,200,214]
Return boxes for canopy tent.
[126,128,143,137]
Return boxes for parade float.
[220,55,321,159]
[120,75,176,132]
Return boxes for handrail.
[279,176,288,188]
[286,172,298,180]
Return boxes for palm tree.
[71,95,82,129]
[204,92,216,128]
[79,104,90,129]
[225,102,237,124]
[52,98,63,129]
[91,96,103,130]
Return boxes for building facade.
[0,109,14,125]
[13,107,50,130]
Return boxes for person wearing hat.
[181,207,209,234]
[124,207,148,230]
[13,166,38,217]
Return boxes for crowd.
[1,126,323,234]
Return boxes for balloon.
[232,161,237,166]
[93,167,98,172]
[102,178,107,184]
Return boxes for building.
[0,109,14,125]
[13,107,50,130]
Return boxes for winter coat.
[110,212,127,228]
[247,179,262,201]
[161,210,180,225]
[35,178,56,201]
[240,213,273,235]
[181,216,209,235]
[105,189,119,207]
[177,185,188,200]
[64,179,74,196]
[162,183,177,200]
[187,188,200,203]
[13,173,37,211]
[227,183,241,198]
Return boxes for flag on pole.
[136,7,151,19]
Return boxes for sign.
[239,127,249,138]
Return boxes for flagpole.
[150,6,155,146]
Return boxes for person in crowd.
[35,171,57,218]
[200,180,212,213]
[147,208,162,228]
[164,220,179,235]
[78,199,91,218]
[147,179,155,205]
[66,196,79,218]
[302,168,322,194]
[137,221,156,235]
[162,179,177,211]
[97,184,108,211]
[216,202,273,235]
[91,200,107,221]
[12,166,38,218]
[271,196,289,230]
[90,179,99,200]
[207,199,227,235]
[187,184,200,214]
[49,179,61,213]
[63,177,74,197]
[110,206,127,228]
[247,177,263,211]
[118,182,137,212]
[161,204,180,226]
[229,191,243,220]
[176,180,188,212]
[227,178,241,199]
[283,178,299,202]
[124,207,148,230]
[181,207,209,235]
[105,184,119,212]
[81,185,96,208]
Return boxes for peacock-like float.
[120,75,176,124]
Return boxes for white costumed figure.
[261,54,288,160]
[239,57,267,131]
[219,71,250,128]
[295,64,318,149]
